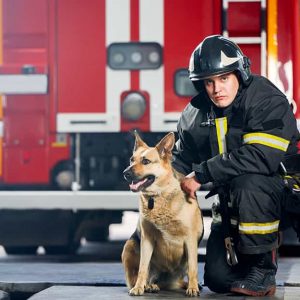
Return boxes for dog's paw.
[145,284,160,293]
[185,287,200,297]
[129,286,144,296]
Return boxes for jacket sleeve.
[204,95,299,183]
[172,120,200,176]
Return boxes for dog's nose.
[123,167,133,182]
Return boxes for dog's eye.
[142,158,151,165]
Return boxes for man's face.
[203,72,239,108]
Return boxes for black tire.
[84,227,109,242]
[5,246,38,255]
[50,160,75,190]
[44,243,80,255]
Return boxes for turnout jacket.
[173,75,300,184]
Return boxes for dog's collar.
[143,189,179,210]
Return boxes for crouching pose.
[173,35,300,296]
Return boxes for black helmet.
[189,35,251,89]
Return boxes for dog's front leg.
[185,237,200,297]
[129,236,154,296]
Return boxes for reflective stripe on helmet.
[221,50,241,66]
[189,51,195,73]
[243,132,289,152]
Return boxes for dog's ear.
[155,132,175,158]
[133,130,147,151]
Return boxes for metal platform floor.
[0,258,298,299]
[28,285,300,300]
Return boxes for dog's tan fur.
[122,132,203,296]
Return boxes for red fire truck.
[0,0,299,254]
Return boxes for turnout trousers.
[204,174,285,293]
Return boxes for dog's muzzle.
[123,166,155,192]
[123,167,133,182]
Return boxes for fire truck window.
[108,42,162,70]
[174,69,197,97]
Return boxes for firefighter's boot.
[230,250,277,297]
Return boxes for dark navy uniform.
[173,35,300,295]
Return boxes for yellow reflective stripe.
[215,117,228,154]
[239,220,279,235]
[243,132,289,152]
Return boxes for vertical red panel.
[48,0,71,167]
[227,2,261,75]
[2,0,70,185]
[57,0,106,113]
[2,0,49,184]
[270,0,299,149]
[227,2,261,37]
[164,0,222,112]
[130,0,139,42]
[277,0,293,99]
[130,0,140,91]
[3,0,48,65]
[3,96,49,183]
[48,0,57,132]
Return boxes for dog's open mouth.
[129,175,155,192]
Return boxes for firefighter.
[172,35,300,296]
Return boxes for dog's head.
[123,131,175,193]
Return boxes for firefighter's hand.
[181,172,201,199]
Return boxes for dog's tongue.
[129,178,148,192]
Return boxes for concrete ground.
[0,213,299,299]
[0,259,297,299]
[28,285,300,300]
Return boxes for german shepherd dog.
[122,132,203,296]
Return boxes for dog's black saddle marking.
[148,197,154,209]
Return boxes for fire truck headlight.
[122,92,146,121]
